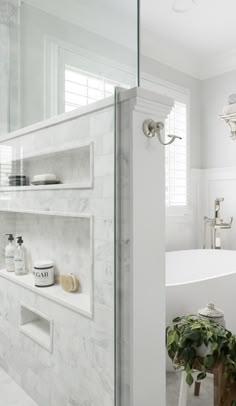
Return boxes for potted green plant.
[166,315,234,387]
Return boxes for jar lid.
[34,260,54,269]
[198,303,224,319]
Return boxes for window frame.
[44,39,191,217]
[63,65,124,112]
[44,36,135,118]
[141,73,191,217]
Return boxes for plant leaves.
[166,315,236,389]
[186,373,194,386]
[173,317,181,323]
[197,372,206,381]
[204,355,215,369]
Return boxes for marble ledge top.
[0,268,92,318]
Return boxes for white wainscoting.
[166,169,201,251]
[198,167,236,250]
[166,167,236,251]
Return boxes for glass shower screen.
[0,0,139,405]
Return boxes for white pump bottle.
[5,234,16,272]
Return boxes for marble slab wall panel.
[13,214,90,293]
[22,147,91,185]
[0,105,115,405]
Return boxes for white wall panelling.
[197,167,236,250]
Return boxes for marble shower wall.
[0,0,19,136]
[0,102,115,406]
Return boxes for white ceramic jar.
[198,303,225,327]
[33,261,54,287]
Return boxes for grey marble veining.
[0,365,37,405]
[0,106,115,405]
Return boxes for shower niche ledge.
[0,141,93,191]
[0,269,92,318]
[0,210,93,318]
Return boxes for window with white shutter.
[165,101,187,208]
[0,146,13,186]
[64,66,122,112]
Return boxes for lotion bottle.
[5,234,16,272]
[14,236,27,275]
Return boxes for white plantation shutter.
[64,66,122,112]
[0,146,13,186]
[165,101,187,208]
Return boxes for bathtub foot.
[178,372,189,406]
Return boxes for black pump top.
[6,234,14,242]
[16,236,23,245]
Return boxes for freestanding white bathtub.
[166,249,236,333]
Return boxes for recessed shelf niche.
[0,141,93,191]
[0,210,93,318]
[20,304,53,352]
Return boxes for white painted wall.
[201,69,236,168]
[194,70,236,250]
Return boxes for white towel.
[223,102,236,115]
[228,94,236,104]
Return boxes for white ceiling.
[141,0,236,56]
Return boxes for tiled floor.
[167,372,213,405]
[0,367,37,406]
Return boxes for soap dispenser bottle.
[14,236,27,275]
[5,234,16,272]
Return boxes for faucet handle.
[215,197,224,203]
[215,217,233,229]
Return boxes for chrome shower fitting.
[203,198,233,249]
[142,119,182,146]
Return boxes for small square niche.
[20,303,53,352]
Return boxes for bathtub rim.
[166,249,236,288]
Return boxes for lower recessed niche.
[20,304,53,352]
